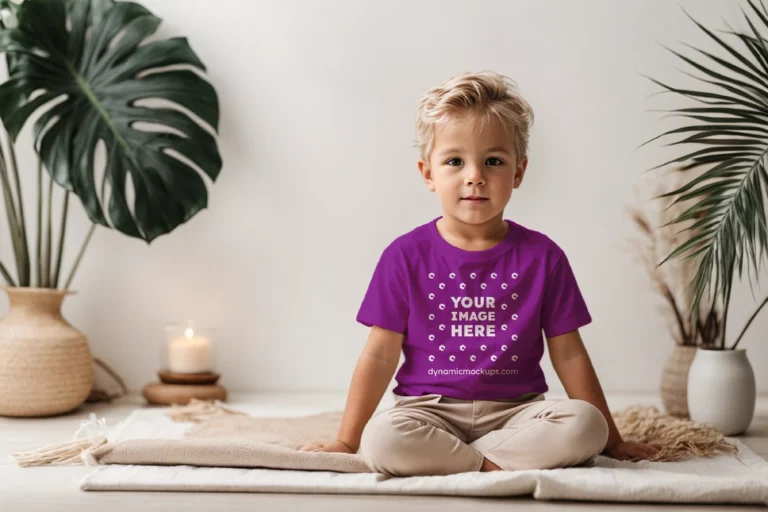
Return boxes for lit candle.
[168,327,211,373]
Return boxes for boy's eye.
[444,157,504,166]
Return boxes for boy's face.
[418,113,528,228]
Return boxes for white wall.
[1,0,766,394]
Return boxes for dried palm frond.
[627,169,724,346]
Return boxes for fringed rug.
[11,400,768,505]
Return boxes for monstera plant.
[0,0,222,289]
[0,0,222,417]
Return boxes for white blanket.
[79,407,768,505]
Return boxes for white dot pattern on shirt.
[424,270,523,363]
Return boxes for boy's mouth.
[461,195,489,203]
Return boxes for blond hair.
[415,71,534,164]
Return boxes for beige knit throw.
[12,400,737,468]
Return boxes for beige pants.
[359,393,609,476]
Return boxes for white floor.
[1,391,767,512]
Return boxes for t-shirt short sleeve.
[356,243,409,334]
[541,251,591,338]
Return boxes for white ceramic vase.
[687,348,756,436]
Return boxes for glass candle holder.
[161,322,217,374]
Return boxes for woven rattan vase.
[0,287,93,417]
[660,344,697,418]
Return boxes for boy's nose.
[464,168,486,186]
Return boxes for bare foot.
[480,457,502,472]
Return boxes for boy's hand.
[604,441,660,461]
[299,440,355,454]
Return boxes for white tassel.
[11,413,110,467]
[12,437,108,467]
[73,412,108,440]
[12,402,247,467]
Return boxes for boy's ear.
[418,159,436,192]
[514,157,528,189]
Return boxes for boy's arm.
[546,330,660,460]
[301,325,403,453]
[545,330,622,451]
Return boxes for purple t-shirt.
[356,217,591,400]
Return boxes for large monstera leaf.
[0,0,222,242]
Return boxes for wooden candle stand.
[142,371,227,405]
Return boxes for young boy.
[301,71,659,476]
